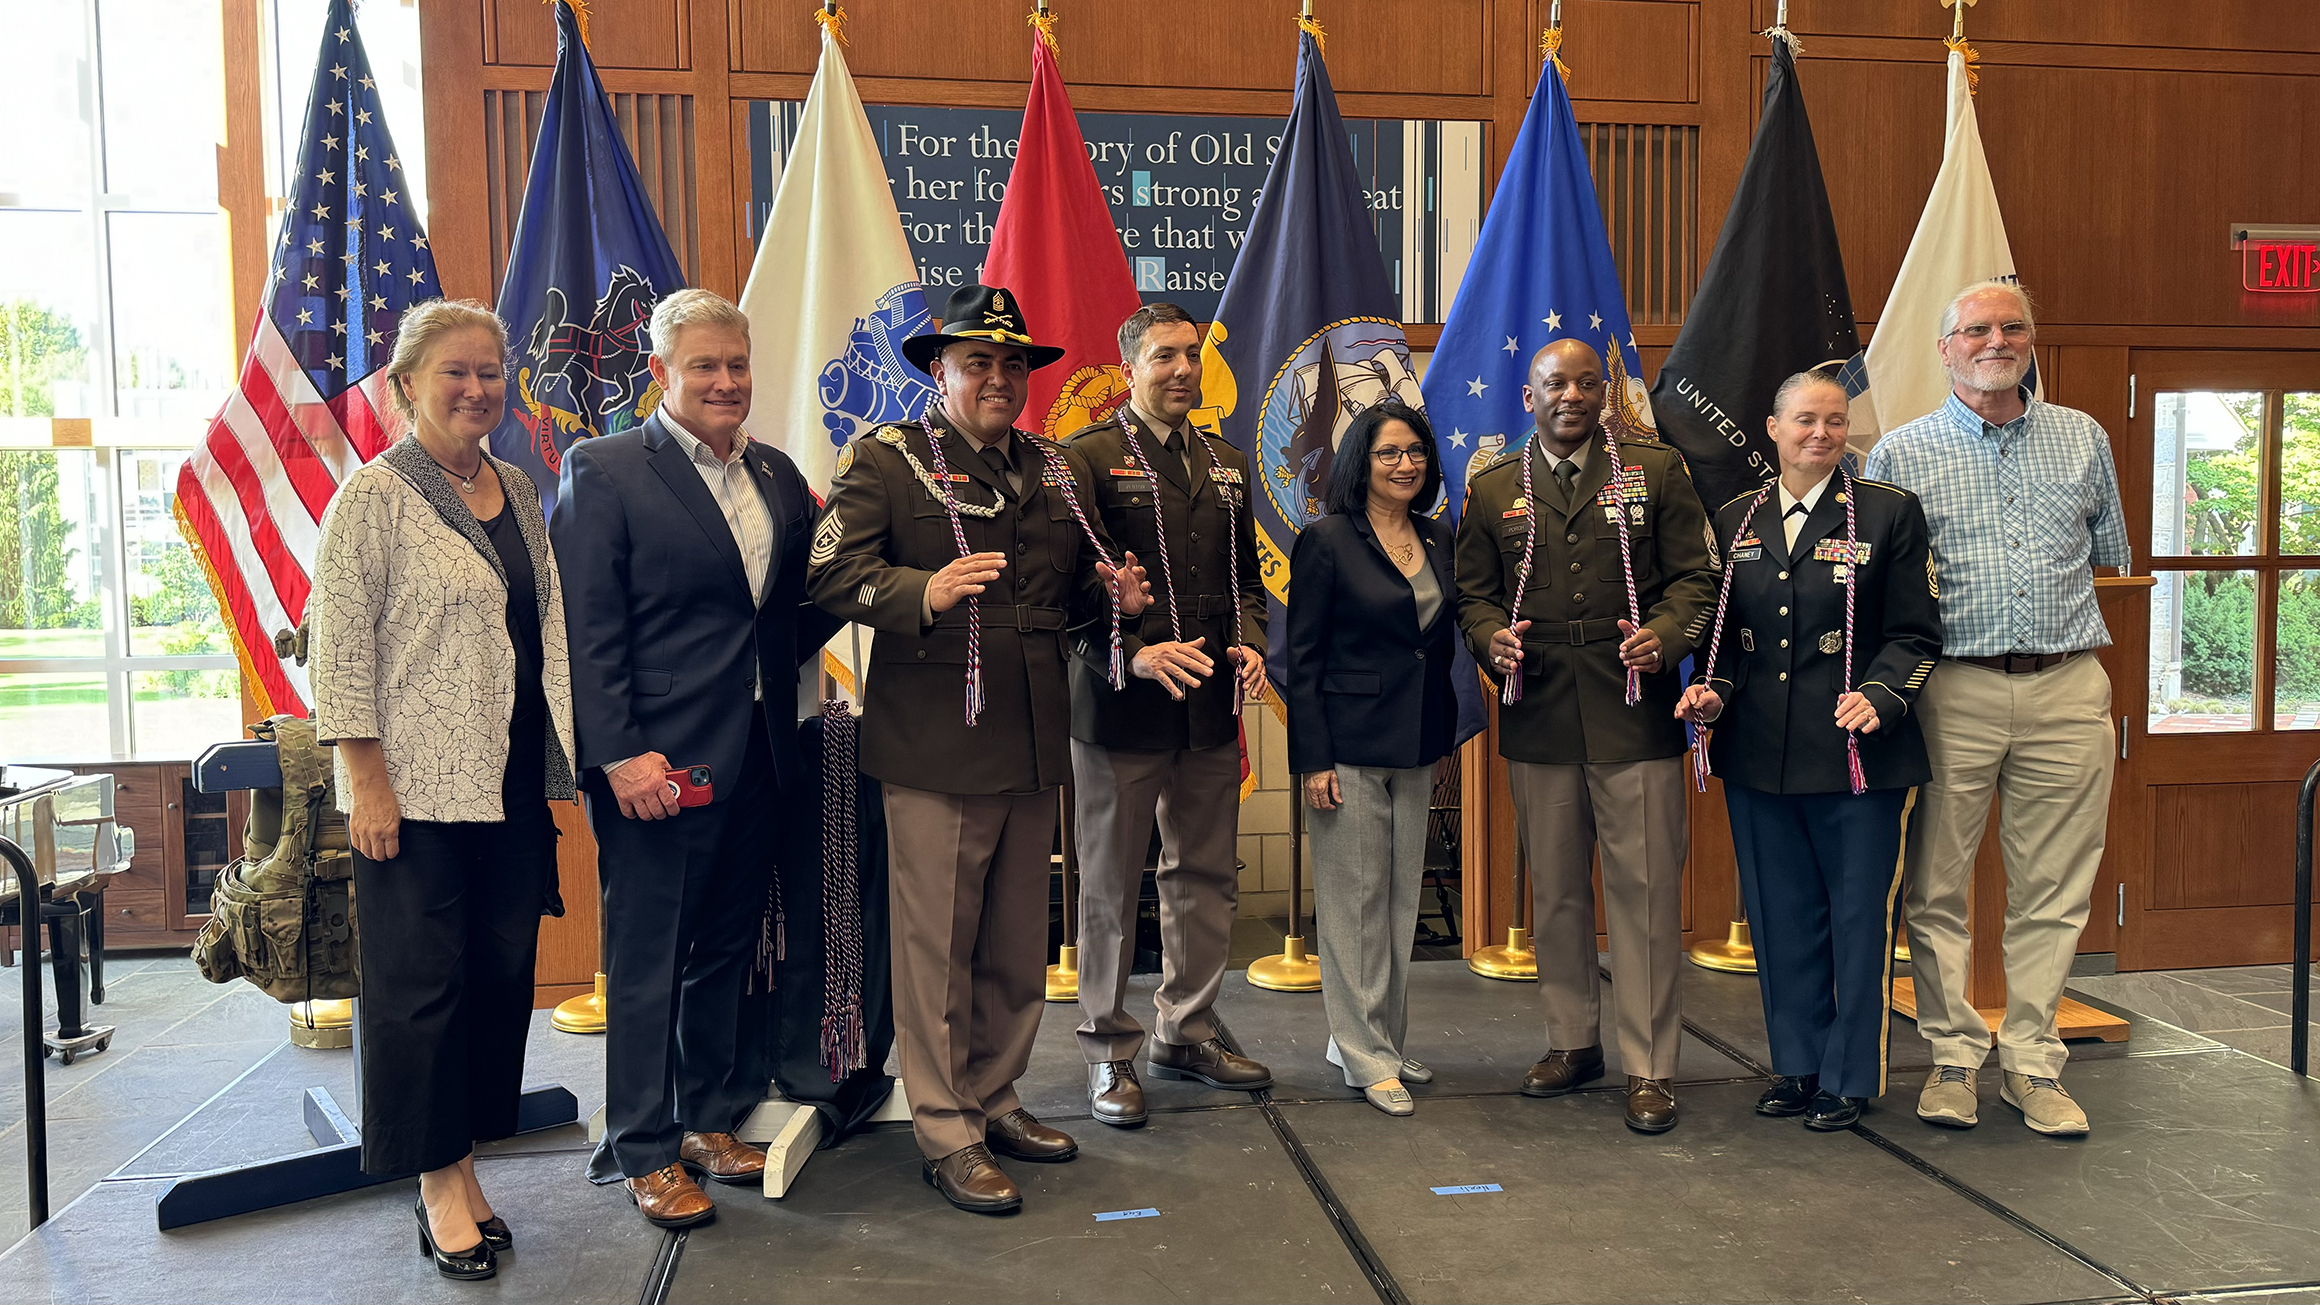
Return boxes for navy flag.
[1196,28,1480,742]
[1648,34,1859,511]
[488,0,688,516]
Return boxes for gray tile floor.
[0,950,2310,1304]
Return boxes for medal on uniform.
[1819,630,1844,655]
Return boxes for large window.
[2147,388,2320,733]
[2,0,426,760]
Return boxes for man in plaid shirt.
[1865,280,2130,1139]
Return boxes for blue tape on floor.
[1093,1208,1161,1222]
[1430,1183,1503,1195]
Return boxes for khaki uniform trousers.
[1903,654,2115,1077]
[1071,739,1242,1063]
[883,783,1056,1159]
[1510,756,1688,1079]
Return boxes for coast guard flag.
[737,19,936,695]
[981,24,1141,439]
[488,0,688,517]
[1419,57,1657,524]
[1649,34,1859,513]
[174,0,436,717]
[1841,44,2031,451]
[1199,29,1479,743]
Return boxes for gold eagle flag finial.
[1941,0,1980,96]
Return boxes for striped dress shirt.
[1864,388,2130,658]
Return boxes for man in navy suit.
[553,289,842,1228]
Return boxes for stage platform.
[0,959,2313,1305]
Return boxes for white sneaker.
[1917,1065,1979,1128]
[2001,1071,2090,1136]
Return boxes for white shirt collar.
[660,408,750,467]
[1780,471,1834,517]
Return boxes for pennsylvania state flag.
[1649,34,1858,513]
[488,0,688,518]
[1199,30,1478,741]
[1419,57,1655,524]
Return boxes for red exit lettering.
[2244,242,2319,293]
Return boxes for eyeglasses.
[1371,447,1430,466]
[1946,322,2033,343]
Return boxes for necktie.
[979,443,1017,497]
[1162,428,1189,480]
[1554,459,1580,510]
[1784,498,1810,550]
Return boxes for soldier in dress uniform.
[807,284,1150,1214]
[1455,338,1717,1133]
[1060,304,1274,1124]
[1677,369,1942,1130]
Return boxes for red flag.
[982,27,1141,439]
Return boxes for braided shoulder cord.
[1191,429,1248,716]
[1023,435,1126,691]
[1502,445,1542,706]
[1840,464,1867,796]
[1115,412,1185,646]
[818,699,866,1079]
[1689,480,1777,792]
[1601,425,1645,707]
[916,412,988,725]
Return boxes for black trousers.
[587,705,778,1181]
[352,806,555,1176]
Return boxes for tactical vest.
[191,715,360,1002]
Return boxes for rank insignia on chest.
[1595,465,1649,506]
[1740,628,1754,652]
[1819,630,1844,656]
[1813,539,1870,566]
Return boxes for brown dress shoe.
[679,1131,768,1185]
[1148,1037,1273,1090]
[1520,1046,1606,1097]
[986,1108,1078,1162]
[1089,1060,1148,1127]
[1626,1076,1679,1133]
[625,1164,715,1228]
[923,1143,1021,1214]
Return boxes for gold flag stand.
[289,998,353,1049]
[1247,782,1321,992]
[1047,783,1080,1001]
[1469,843,1537,981]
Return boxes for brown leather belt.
[1523,618,1627,647]
[1950,649,2088,674]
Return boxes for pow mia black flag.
[1649,34,1859,513]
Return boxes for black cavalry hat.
[900,283,1067,374]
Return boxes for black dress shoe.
[923,1143,1022,1214]
[476,1215,511,1252]
[1520,1046,1605,1098]
[986,1108,1077,1162]
[1148,1037,1272,1090]
[414,1200,497,1281]
[1803,1090,1866,1131]
[1755,1074,1819,1117]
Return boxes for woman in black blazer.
[1285,401,1458,1117]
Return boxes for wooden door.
[2115,350,2320,969]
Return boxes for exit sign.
[2244,242,2318,293]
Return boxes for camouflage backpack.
[191,714,360,1002]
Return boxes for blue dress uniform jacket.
[1700,476,1942,794]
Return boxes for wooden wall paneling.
[487,0,690,69]
[1790,52,1945,325]
[1559,0,1699,103]
[2150,781,2302,911]
[689,0,738,296]
[1577,122,1700,325]
[421,0,493,303]
[1773,0,2320,55]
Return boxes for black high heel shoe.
[414,1199,497,1280]
[477,1215,512,1252]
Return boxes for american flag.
[175,0,435,718]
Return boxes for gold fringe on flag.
[1028,4,1059,55]
[1942,0,1979,96]
[545,0,592,50]
[1540,25,1572,83]
[1298,13,1327,52]
[814,2,848,45]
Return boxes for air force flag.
[1419,59,1654,523]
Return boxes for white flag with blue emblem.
[739,23,937,697]
[1844,47,2031,451]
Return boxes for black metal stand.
[2293,758,2315,1077]
[153,737,580,1231]
[2,835,50,1229]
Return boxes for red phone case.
[665,764,713,808]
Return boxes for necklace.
[428,451,484,495]
[1370,510,1416,567]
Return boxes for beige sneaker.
[1916,1065,1979,1128]
[2001,1071,2090,1136]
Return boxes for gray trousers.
[1511,756,1688,1079]
[1071,739,1243,1063]
[1309,762,1432,1088]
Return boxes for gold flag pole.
[1046,783,1081,1001]
[1247,778,1322,992]
[1469,841,1537,981]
